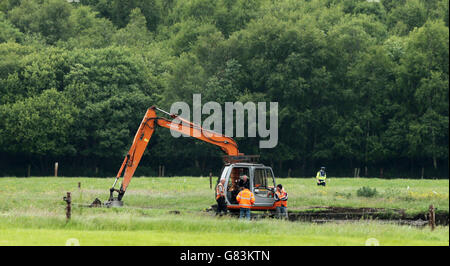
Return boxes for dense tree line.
[0,0,448,178]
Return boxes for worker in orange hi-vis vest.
[274,184,288,219]
[236,185,255,220]
[215,178,227,216]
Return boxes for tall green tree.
[0,88,78,158]
[400,20,449,170]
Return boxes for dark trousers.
[231,190,239,204]
[317,180,326,186]
[276,206,288,219]
[239,208,251,220]
[216,197,227,215]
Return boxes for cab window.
[253,168,275,197]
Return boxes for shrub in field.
[357,186,378,197]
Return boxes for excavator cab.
[219,163,277,211]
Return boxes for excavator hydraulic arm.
[108,106,241,202]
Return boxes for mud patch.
[283,206,448,225]
[89,198,102,207]
[209,206,449,226]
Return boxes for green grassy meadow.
[0,177,448,246]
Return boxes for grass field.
[0,177,448,246]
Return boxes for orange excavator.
[105,106,278,210]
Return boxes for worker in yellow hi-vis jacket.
[316,166,327,186]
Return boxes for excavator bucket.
[89,197,123,208]
[104,197,123,207]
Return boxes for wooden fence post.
[428,205,435,231]
[63,192,71,221]
[209,172,212,189]
[78,182,82,215]
[54,162,58,177]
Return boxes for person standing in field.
[316,166,327,186]
[215,178,227,216]
[236,185,255,220]
[274,184,288,219]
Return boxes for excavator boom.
[108,106,240,202]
